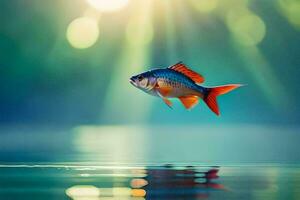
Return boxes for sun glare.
[86,0,129,12]
[66,17,99,49]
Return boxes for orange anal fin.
[168,62,205,84]
[179,96,199,110]
[162,98,173,109]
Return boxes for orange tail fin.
[203,84,242,116]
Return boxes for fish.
[129,62,242,115]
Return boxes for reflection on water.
[142,165,224,199]
[65,165,222,199]
[0,164,225,200]
[0,164,300,199]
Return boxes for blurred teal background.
[0,0,300,164]
[1,1,300,199]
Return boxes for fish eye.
[138,75,143,81]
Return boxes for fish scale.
[154,69,196,90]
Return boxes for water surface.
[0,164,299,200]
[0,125,299,199]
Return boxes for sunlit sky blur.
[0,0,299,125]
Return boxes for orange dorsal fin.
[168,62,205,83]
[178,96,199,109]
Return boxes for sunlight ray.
[162,0,178,62]
[233,44,289,108]
[101,0,154,124]
[220,3,290,108]
[173,1,205,69]
[212,0,290,108]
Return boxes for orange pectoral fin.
[155,87,173,109]
[179,96,199,110]
[162,98,173,108]
[168,62,205,84]
[156,86,172,97]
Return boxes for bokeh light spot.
[278,0,300,28]
[66,17,99,49]
[227,13,266,46]
[288,4,300,26]
[130,178,148,188]
[87,0,129,12]
[66,185,100,199]
[190,0,218,13]
[131,189,146,197]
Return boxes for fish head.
[130,71,157,92]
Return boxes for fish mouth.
[130,77,137,87]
